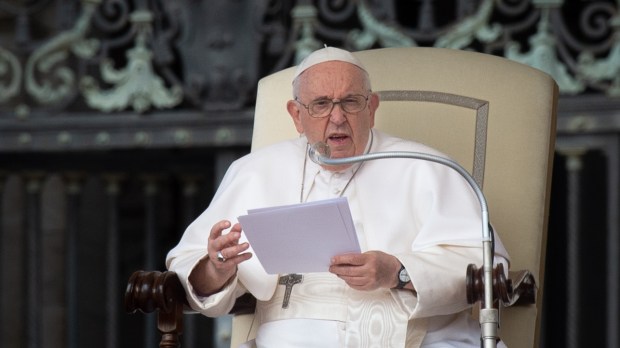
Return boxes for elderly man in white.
[166,46,510,347]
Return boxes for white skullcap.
[292,46,367,81]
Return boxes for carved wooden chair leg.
[157,301,183,348]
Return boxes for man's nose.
[328,103,348,124]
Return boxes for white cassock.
[166,129,510,348]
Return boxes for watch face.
[399,267,410,283]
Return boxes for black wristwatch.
[395,263,410,289]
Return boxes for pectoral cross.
[278,274,303,309]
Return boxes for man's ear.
[287,100,304,134]
[368,92,380,128]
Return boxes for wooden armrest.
[125,270,186,347]
[125,270,188,314]
[124,270,257,348]
[465,263,537,307]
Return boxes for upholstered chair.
[126,46,558,348]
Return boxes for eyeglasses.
[295,94,369,118]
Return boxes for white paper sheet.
[238,197,360,274]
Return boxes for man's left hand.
[329,251,401,291]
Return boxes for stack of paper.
[238,197,360,274]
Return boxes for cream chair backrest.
[234,47,558,348]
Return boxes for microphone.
[308,141,500,348]
[307,141,331,164]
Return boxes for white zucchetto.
[292,46,367,81]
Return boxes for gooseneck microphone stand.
[308,142,499,348]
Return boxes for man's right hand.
[189,220,252,296]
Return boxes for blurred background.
[0,1,617,347]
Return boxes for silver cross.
[278,274,303,309]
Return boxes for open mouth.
[327,134,350,145]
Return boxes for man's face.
[287,61,379,168]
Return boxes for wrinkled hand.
[190,220,252,296]
[329,251,401,291]
[208,220,252,266]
